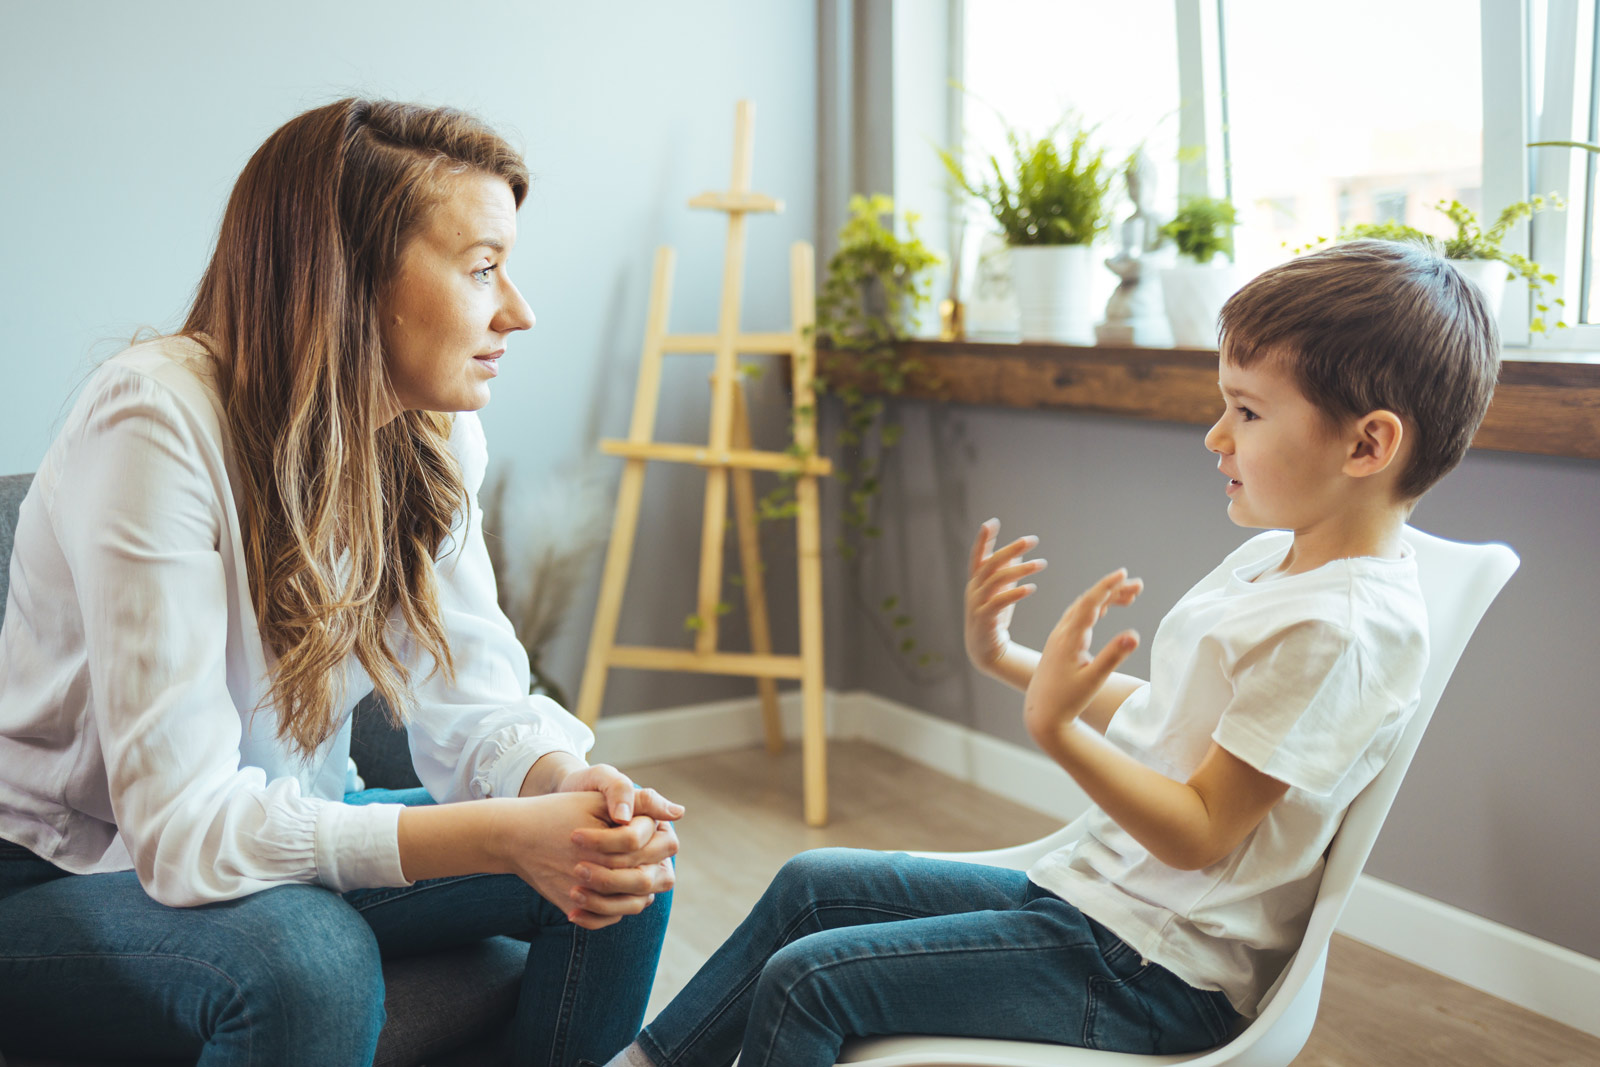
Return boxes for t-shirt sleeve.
[1210,619,1395,797]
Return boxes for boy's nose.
[1204,419,1229,454]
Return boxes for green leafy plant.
[811,194,940,547]
[793,194,943,665]
[1324,195,1567,332]
[687,195,942,664]
[1160,196,1238,263]
[941,120,1113,247]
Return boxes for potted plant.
[1158,195,1245,349]
[1328,194,1566,333]
[942,120,1113,343]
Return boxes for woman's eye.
[472,265,499,284]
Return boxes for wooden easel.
[575,101,834,826]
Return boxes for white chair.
[836,526,1520,1067]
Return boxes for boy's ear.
[1343,409,1405,479]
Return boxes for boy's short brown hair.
[1218,239,1500,500]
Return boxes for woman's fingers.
[630,786,685,821]
[574,821,678,869]
[575,857,676,897]
[571,814,656,855]
[568,888,657,920]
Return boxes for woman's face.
[380,171,534,417]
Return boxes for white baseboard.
[594,688,1600,1038]
[1339,875,1600,1039]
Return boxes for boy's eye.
[1237,406,1258,421]
[472,264,499,284]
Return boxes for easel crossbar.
[599,439,832,476]
[607,645,804,679]
[659,332,798,354]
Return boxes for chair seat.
[2,936,526,1067]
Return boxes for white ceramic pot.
[1160,257,1252,349]
[1449,258,1510,321]
[1008,244,1095,344]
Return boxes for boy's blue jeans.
[639,847,1237,1067]
[0,787,670,1067]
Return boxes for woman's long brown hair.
[183,98,530,756]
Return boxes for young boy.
[605,240,1501,1067]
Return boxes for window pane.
[1222,1,1483,275]
[1583,13,1599,326]
[962,1,1181,318]
[963,0,1180,180]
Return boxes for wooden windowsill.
[815,339,1600,461]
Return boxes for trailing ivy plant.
[1306,195,1567,332]
[729,194,942,663]
[812,194,942,664]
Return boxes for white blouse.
[0,336,594,906]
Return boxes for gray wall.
[0,0,818,717]
[836,400,1600,959]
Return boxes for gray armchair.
[0,473,524,1067]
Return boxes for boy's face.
[1204,352,1354,531]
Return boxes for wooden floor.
[630,740,1600,1066]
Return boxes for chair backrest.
[843,526,1519,1067]
[1191,525,1520,1066]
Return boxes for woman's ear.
[1344,409,1406,479]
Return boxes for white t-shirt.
[0,337,594,906]
[1028,530,1428,1016]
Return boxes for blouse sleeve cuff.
[314,800,411,892]
[479,731,586,799]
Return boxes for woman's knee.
[219,884,385,1038]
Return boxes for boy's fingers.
[978,534,1038,582]
[981,559,1046,597]
[983,585,1035,613]
[969,520,998,574]
[1090,630,1140,679]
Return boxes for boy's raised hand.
[1023,569,1143,747]
[964,519,1047,676]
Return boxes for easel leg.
[576,457,649,727]
[731,386,783,753]
[796,472,827,826]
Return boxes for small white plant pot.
[1008,244,1095,344]
[1161,257,1251,349]
[1449,258,1510,322]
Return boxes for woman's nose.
[497,278,535,333]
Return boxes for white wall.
[0,0,818,716]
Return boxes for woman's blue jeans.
[0,787,670,1067]
[639,847,1237,1067]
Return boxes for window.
[1220,0,1482,275]
[948,0,1600,349]
[1531,0,1600,346]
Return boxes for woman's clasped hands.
[502,758,684,931]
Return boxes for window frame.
[932,0,1600,356]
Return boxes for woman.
[0,98,678,1066]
